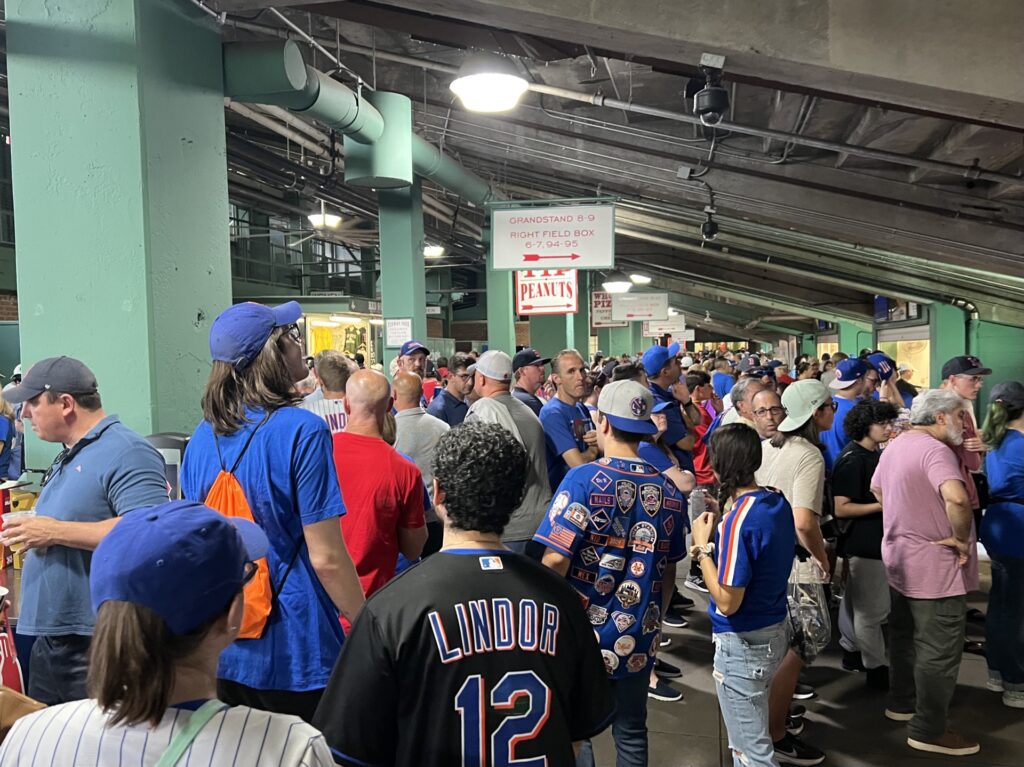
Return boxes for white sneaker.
[1003,691,1024,709]
[987,678,1005,693]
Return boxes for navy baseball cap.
[829,357,870,390]
[641,343,680,377]
[737,354,761,373]
[598,380,658,434]
[941,355,992,379]
[399,340,430,357]
[512,347,551,372]
[90,500,269,636]
[866,352,896,382]
[2,356,99,404]
[210,301,301,369]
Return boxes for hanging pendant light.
[602,270,632,294]
[308,200,341,229]
[450,52,529,113]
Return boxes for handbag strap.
[155,700,229,767]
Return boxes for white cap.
[597,380,657,434]
[680,356,694,368]
[12,364,20,377]
[898,363,913,373]
[468,350,512,383]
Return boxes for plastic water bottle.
[688,488,706,521]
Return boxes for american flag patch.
[546,523,578,550]
[479,556,503,571]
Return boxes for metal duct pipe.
[226,21,1021,187]
[223,40,498,206]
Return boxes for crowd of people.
[0,301,1019,767]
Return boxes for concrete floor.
[590,572,1022,766]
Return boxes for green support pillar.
[529,314,572,361]
[631,322,646,355]
[485,221,515,353]
[597,327,612,356]
[571,272,591,357]
[929,304,967,388]
[605,326,632,357]
[837,321,873,355]
[379,178,426,376]
[7,0,231,469]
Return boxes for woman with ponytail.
[691,424,796,767]
[980,381,1024,709]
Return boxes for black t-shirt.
[831,442,883,559]
[513,387,545,417]
[313,549,614,767]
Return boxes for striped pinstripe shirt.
[0,699,335,766]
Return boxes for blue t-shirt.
[533,457,686,679]
[821,394,860,471]
[18,416,169,636]
[712,372,734,399]
[181,406,347,692]
[540,397,594,491]
[426,389,468,427]
[981,430,1024,558]
[709,489,796,634]
[649,383,694,474]
[0,418,13,478]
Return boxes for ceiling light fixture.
[329,314,362,323]
[701,205,719,241]
[602,270,632,294]
[308,200,341,230]
[369,318,384,326]
[450,52,529,113]
[668,308,679,317]
[423,244,446,258]
[629,273,652,285]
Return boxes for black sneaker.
[647,678,683,702]
[792,682,817,700]
[654,657,682,679]
[786,715,805,736]
[684,573,709,593]
[662,608,689,629]
[773,733,826,766]
[789,703,806,719]
[670,591,695,610]
[842,649,866,672]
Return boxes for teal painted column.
[631,322,646,355]
[929,304,967,387]
[7,0,231,469]
[379,178,426,375]
[485,220,515,353]
[529,315,573,361]
[837,321,873,355]
[597,327,612,356]
[571,272,591,357]
[801,334,817,356]
[606,326,632,357]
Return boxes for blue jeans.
[576,670,649,767]
[713,621,789,767]
[987,552,1024,690]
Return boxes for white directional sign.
[515,269,579,316]
[491,204,616,270]
[591,290,627,328]
[611,292,669,321]
[643,317,686,337]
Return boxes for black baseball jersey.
[313,548,614,767]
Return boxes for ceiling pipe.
[227,20,1022,187]
[222,40,499,207]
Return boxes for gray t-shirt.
[466,392,552,541]
[393,407,450,521]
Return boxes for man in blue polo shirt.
[427,350,472,427]
[821,358,877,470]
[643,343,697,475]
[0,357,169,704]
[536,379,686,766]
[540,349,598,490]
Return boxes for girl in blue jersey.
[692,424,797,767]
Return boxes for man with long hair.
[181,301,365,722]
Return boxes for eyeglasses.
[824,400,838,411]
[241,561,259,586]
[956,374,985,385]
[40,448,71,488]
[865,376,880,387]
[454,372,473,380]
[283,324,302,343]
[753,406,786,417]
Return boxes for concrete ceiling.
[210,0,1024,331]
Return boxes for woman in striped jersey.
[0,500,335,766]
[691,424,797,767]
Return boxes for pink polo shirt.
[871,430,979,599]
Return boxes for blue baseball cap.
[866,352,896,382]
[641,343,680,377]
[829,357,870,390]
[652,400,676,414]
[209,301,302,369]
[91,500,269,636]
[399,340,430,357]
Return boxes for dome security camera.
[700,217,719,240]
[695,85,730,126]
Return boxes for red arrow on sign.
[522,253,581,262]
[521,304,574,311]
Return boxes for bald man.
[332,370,427,599]
[393,371,449,556]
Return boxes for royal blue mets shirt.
[534,456,686,679]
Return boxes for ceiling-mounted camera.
[700,204,719,240]
[693,53,729,127]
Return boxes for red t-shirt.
[693,403,716,486]
[332,432,426,600]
